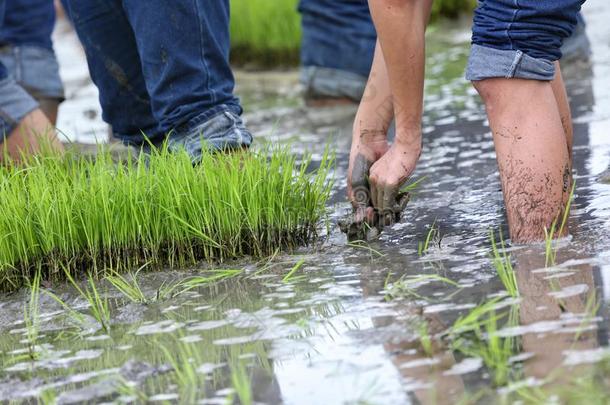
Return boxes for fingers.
[349,153,373,209]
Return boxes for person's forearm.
[353,41,394,144]
[368,0,430,147]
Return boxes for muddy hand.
[369,139,420,217]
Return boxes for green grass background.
[229,0,476,66]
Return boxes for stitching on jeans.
[507,51,524,78]
[506,0,520,51]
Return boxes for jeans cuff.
[175,103,242,136]
[0,45,65,101]
[300,66,367,101]
[466,44,556,81]
[0,77,39,137]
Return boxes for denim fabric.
[466,44,556,81]
[61,0,247,148]
[168,109,251,163]
[0,45,64,100]
[0,77,39,136]
[0,0,55,50]
[471,0,585,62]
[301,66,368,102]
[298,0,376,79]
[0,0,40,137]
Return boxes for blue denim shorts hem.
[466,44,556,82]
[300,66,367,101]
[0,77,39,137]
[0,45,65,100]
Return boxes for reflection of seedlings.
[0,146,332,292]
[544,181,576,267]
[418,221,441,256]
[24,271,42,360]
[230,360,253,405]
[385,274,459,301]
[282,259,305,283]
[160,344,201,403]
[39,387,57,405]
[511,357,610,403]
[418,320,434,357]
[347,241,385,259]
[489,230,518,297]
[571,288,601,345]
[450,300,520,387]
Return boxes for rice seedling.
[282,258,305,283]
[105,264,150,304]
[385,274,459,301]
[0,145,332,291]
[230,359,253,405]
[45,267,111,333]
[448,296,521,387]
[489,230,519,297]
[157,269,243,300]
[418,221,440,256]
[544,181,576,267]
[23,270,42,360]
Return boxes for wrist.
[394,130,422,151]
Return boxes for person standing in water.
[0,0,64,161]
[347,0,585,243]
[60,0,252,163]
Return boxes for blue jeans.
[0,0,55,50]
[61,0,244,146]
[299,0,376,101]
[467,0,586,81]
[0,0,52,136]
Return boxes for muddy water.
[2,2,610,404]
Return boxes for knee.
[471,79,497,104]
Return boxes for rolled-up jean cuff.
[0,77,39,137]
[0,45,65,101]
[466,44,556,82]
[300,66,367,101]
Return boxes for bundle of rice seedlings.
[230,0,301,66]
[0,146,332,291]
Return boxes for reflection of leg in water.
[513,247,599,387]
[356,261,465,404]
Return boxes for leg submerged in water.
[467,0,584,243]
[474,78,571,243]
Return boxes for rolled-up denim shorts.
[0,45,64,100]
[0,75,37,136]
[466,0,586,81]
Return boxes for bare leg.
[37,98,60,126]
[2,109,64,163]
[474,79,571,242]
[551,61,573,167]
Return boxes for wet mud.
[1,1,610,403]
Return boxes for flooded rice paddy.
[2,1,610,404]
